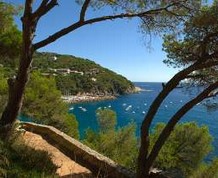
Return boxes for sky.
[6,0,180,82]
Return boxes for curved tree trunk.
[145,82,218,172]
[136,61,218,177]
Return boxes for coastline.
[61,94,116,104]
[62,86,145,104]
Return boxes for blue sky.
[7,0,179,82]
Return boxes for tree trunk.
[136,81,218,178]
[144,82,218,172]
[137,121,160,178]
[0,55,32,124]
[0,52,33,139]
[136,123,150,178]
[0,3,35,139]
[136,62,206,177]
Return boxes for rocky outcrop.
[21,122,135,178]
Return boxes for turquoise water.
[70,82,218,161]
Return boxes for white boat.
[69,107,74,110]
[81,107,87,112]
[125,105,132,111]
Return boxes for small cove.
[70,82,218,161]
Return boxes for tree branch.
[32,0,49,17]
[36,0,50,10]
[141,60,218,131]
[185,74,205,79]
[137,60,218,173]
[33,2,185,50]
[202,31,218,44]
[146,81,218,169]
[80,0,91,21]
[196,31,218,60]
[23,0,34,17]
[32,0,58,20]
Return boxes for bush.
[190,158,218,178]
[150,122,213,176]
[22,71,79,138]
[0,140,9,178]
[83,109,138,169]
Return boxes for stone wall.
[21,122,135,178]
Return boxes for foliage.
[0,68,79,138]
[83,109,138,169]
[0,68,8,115]
[0,140,9,178]
[84,109,214,174]
[22,71,79,138]
[76,0,200,35]
[32,52,135,95]
[0,1,22,66]
[150,122,213,176]
[190,158,218,178]
[0,134,57,178]
[135,2,218,177]
[96,108,117,132]
[163,1,218,86]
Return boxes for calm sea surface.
[70,82,218,161]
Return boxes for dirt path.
[23,131,92,177]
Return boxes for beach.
[61,94,115,103]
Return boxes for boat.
[69,107,74,110]
[81,107,87,112]
[125,105,132,111]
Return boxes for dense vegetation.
[190,159,218,178]
[0,1,218,177]
[22,71,79,138]
[150,122,214,177]
[83,109,138,169]
[0,68,79,138]
[32,52,135,95]
[83,109,218,177]
[137,1,218,176]
[0,1,21,68]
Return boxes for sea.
[69,82,218,161]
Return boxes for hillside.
[32,52,135,96]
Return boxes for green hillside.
[32,52,135,96]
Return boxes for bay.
[70,82,218,161]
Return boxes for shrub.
[150,122,213,176]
